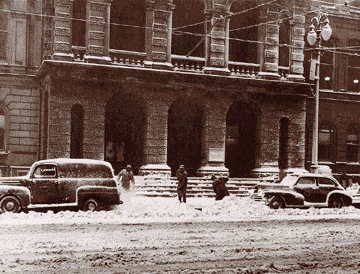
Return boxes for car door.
[30,164,59,204]
[317,177,338,203]
[294,177,319,203]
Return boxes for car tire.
[269,197,284,209]
[82,198,99,212]
[329,197,343,208]
[0,196,21,213]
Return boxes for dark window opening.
[347,39,360,92]
[0,108,5,151]
[279,117,290,169]
[347,124,359,162]
[229,1,259,63]
[279,19,290,68]
[172,0,204,57]
[110,0,145,52]
[318,122,336,162]
[70,104,84,159]
[72,0,86,47]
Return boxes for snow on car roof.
[33,158,113,168]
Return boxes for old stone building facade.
[0,0,359,178]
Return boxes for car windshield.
[279,175,300,186]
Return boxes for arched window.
[318,122,336,162]
[70,104,84,159]
[0,108,5,151]
[279,117,290,169]
[347,124,360,162]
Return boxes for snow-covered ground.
[1,193,360,226]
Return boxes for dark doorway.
[226,100,260,178]
[104,94,145,175]
[167,99,203,176]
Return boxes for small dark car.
[0,158,121,213]
[254,173,352,209]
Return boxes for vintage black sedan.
[254,173,352,209]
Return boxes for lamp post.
[307,13,332,174]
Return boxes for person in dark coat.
[176,165,188,203]
[211,175,230,201]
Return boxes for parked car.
[0,158,121,213]
[253,173,352,209]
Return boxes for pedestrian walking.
[176,165,188,203]
[118,165,135,191]
[211,175,230,201]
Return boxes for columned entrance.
[104,93,145,174]
[226,100,260,178]
[167,98,203,176]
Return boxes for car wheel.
[0,196,20,213]
[82,198,99,212]
[269,197,284,209]
[329,197,343,208]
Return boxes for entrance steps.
[132,176,275,198]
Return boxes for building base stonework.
[197,165,229,178]
[252,166,309,181]
[138,164,172,176]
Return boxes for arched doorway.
[167,98,203,176]
[104,94,145,175]
[226,100,260,178]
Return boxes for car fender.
[76,185,120,206]
[0,185,30,207]
[265,189,304,206]
[327,190,353,206]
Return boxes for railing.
[278,66,290,80]
[71,46,292,81]
[109,49,146,67]
[171,55,205,72]
[228,61,260,77]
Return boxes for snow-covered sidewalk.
[0,194,360,226]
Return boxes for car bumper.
[352,194,360,206]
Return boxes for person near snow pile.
[118,165,135,191]
[211,175,230,201]
[176,165,188,203]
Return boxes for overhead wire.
[1,4,360,56]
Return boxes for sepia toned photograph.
[1,0,360,273]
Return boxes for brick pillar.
[139,98,171,176]
[286,8,305,82]
[52,0,74,61]
[258,9,281,80]
[83,0,112,64]
[197,97,229,177]
[144,0,174,70]
[203,1,231,76]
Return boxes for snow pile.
[0,194,360,226]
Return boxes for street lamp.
[307,13,332,174]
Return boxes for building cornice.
[36,60,312,97]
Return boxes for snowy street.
[1,194,360,273]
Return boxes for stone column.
[139,96,171,176]
[286,8,305,82]
[197,97,229,177]
[51,0,74,61]
[144,0,174,70]
[258,8,281,80]
[83,0,112,64]
[203,1,231,76]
